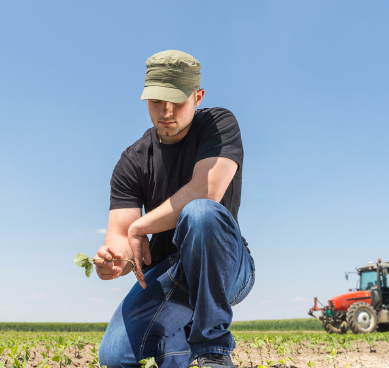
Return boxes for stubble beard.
[157,121,192,138]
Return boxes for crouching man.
[94,50,255,368]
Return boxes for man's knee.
[99,342,121,368]
[180,198,223,227]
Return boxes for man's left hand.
[128,224,151,289]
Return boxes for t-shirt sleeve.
[109,152,144,210]
[195,108,243,169]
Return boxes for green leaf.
[39,358,49,366]
[11,346,18,356]
[14,358,21,368]
[139,357,158,368]
[85,263,93,278]
[74,253,89,267]
[23,352,30,364]
[0,361,5,368]
[64,356,72,366]
[58,336,65,346]
[145,357,158,368]
[52,356,60,362]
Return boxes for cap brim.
[141,86,193,103]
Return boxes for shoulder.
[121,128,153,161]
[194,107,237,123]
[193,107,240,136]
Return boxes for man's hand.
[93,245,133,280]
[128,225,151,289]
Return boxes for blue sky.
[1,1,388,322]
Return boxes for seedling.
[139,357,158,368]
[7,345,23,368]
[38,352,49,368]
[326,348,338,368]
[74,253,136,278]
[51,344,71,368]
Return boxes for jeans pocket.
[230,270,255,307]
[167,253,189,294]
[168,252,179,266]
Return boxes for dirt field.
[3,341,389,368]
[230,340,389,368]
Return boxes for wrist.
[129,218,145,237]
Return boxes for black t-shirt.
[110,107,244,272]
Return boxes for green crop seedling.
[74,253,136,278]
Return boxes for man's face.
[147,89,205,144]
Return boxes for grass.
[229,318,323,331]
[0,319,322,332]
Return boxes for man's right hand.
[93,245,133,280]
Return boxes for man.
[96,50,255,368]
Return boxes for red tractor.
[308,259,389,334]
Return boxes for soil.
[3,341,389,368]
[230,340,389,368]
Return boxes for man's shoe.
[197,353,235,368]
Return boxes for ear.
[195,89,205,107]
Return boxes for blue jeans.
[99,199,255,368]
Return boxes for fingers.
[143,236,152,266]
[95,265,122,280]
[96,246,114,261]
[132,247,146,289]
[94,246,124,280]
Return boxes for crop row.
[1,331,389,367]
[0,318,323,332]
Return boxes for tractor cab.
[355,261,389,305]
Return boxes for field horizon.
[0,318,323,332]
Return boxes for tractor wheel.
[346,302,378,334]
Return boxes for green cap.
[140,50,201,103]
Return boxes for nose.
[160,102,174,118]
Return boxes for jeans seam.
[216,212,230,322]
[230,270,255,306]
[140,267,185,359]
[167,268,190,293]
[155,350,191,361]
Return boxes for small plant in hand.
[74,253,137,278]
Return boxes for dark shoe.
[197,353,235,368]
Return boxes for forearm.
[130,157,237,237]
[130,180,206,236]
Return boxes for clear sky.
[1,1,388,323]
